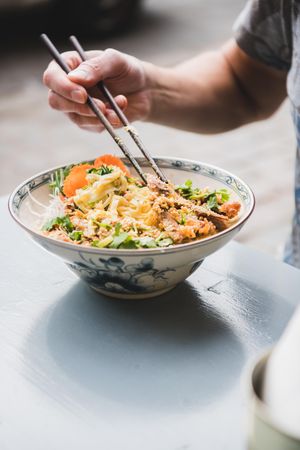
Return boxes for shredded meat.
[146,174,172,194]
[219,202,241,219]
[193,205,229,230]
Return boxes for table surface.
[1,196,299,450]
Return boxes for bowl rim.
[8,156,255,256]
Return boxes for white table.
[1,196,299,450]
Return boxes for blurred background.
[0,0,295,257]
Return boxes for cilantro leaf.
[206,195,218,210]
[175,179,202,200]
[157,238,173,247]
[217,188,230,203]
[138,237,158,248]
[69,230,83,241]
[87,165,113,176]
[43,215,74,233]
[119,237,139,249]
[91,236,114,248]
[203,189,230,210]
[109,232,129,248]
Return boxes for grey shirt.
[234,0,300,268]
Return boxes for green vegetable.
[69,230,83,241]
[138,237,158,248]
[126,177,136,183]
[157,238,173,247]
[99,222,112,230]
[91,231,174,250]
[175,179,202,200]
[91,220,112,230]
[206,195,218,210]
[109,232,131,249]
[203,189,230,210]
[91,236,114,248]
[217,188,230,203]
[87,165,113,176]
[119,237,139,249]
[179,212,186,225]
[175,180,230,207]
[49,165,73,195]
[43,215,74,233]
[114,222,122,236]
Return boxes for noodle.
[41,163,241,249]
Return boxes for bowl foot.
[90,284,177,300]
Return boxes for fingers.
[112,94,128,111]
[49,91,127,121]
[67,109,124,132]
[61,94,128,132]
[43,51,88,103]
[68,48,132,89]
[48,91,106,116]
[44,48,131,133]
[67,113,105,133]
[44,48,133,108]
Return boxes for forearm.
[144,41,287,134]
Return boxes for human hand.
[43,49,152,132]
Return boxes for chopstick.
[40,33,147,184]
[69,35,168,183]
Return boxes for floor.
[0,0,295,257]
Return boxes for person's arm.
[146,39,288,133]
[43,39,287,134]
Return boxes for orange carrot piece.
[94,154,130,176]
[63,164,94,197]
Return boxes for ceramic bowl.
[247,351,300,450]
[9,156,255,299]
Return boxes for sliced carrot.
[63,163,94,197]
[94,154,130,176]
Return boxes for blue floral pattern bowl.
[9,157,255,299]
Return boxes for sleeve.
[233,0,292,71]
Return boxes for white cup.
[248,351,300,450]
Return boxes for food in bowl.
[40,154,241,250]
[9,156,254,299]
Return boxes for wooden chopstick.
[69,35,168,183]
[40,33,147,184]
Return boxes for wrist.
[142,62,180,123]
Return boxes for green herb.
[126,177,136,183]
[179,212,186,225]
[216,188,230,203]
[176,180,230,206]
[91,236,114,248]
[206,195,218,210]
[91,219,112,230]
[43,215,74,233]
[138,237,158,248]
[203,189,230,210]
[109,232,130,249]
[119,237,139,249]
[87,165,113,176]
[114,222,122,236]
[69,230,83,241]
[176,179,230,210]
[49,165,73,195]
[157,238,173,247]
[99,222,112,230]
[175,179,202,200]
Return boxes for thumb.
[68,49,128,88]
